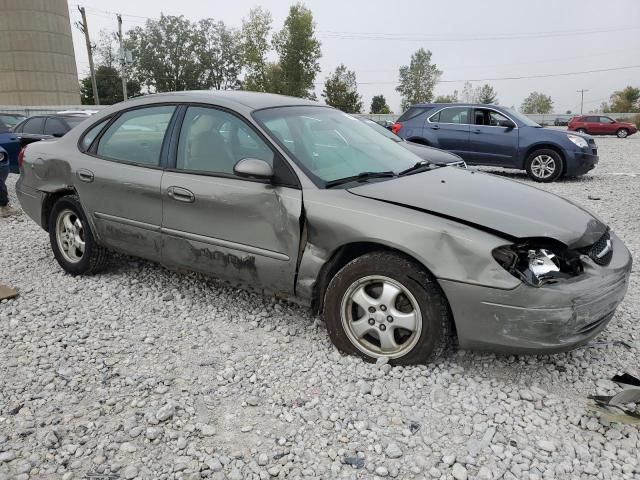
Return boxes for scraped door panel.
[160,173,302,295]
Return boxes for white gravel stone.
[0,137,639,480]
[452,463,468,480]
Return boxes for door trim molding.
[161,227,290,261]
[94,212,161,232]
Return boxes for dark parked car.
[554,117,569,126]
[568,115,637,138]
[392,104,598,182]
[0,112,27,129]
[358,117,466,167]
[16,91,631,365]
[0,119,21,173]
[12,114,87,148]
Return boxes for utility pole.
[117,14,128,102]
[576,89,589,114]
[77,6,99,105]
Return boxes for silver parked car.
[16,92,632,364]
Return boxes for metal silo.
[0,0,80,105]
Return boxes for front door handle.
[77,169,94,183]
[167,186,195,203]
[430,125,440,130]
[472,129,482,134]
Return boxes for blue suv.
[392,104,598,182]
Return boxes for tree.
[272,3,322,98]
[606,86,640,113]
[240,7,273,92]
[95,30,119,69]
[434,90,458,103]
[80,65,141,105]
[477,84,498,104]
[322,64,362,113]
[396,48,441,111]
[370,94,391,114]
[520,92,553,114]
[125,15,204,92]
[196,19,242,90]
[460,82,477,103]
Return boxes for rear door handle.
[167,186,195,203]
[77,169,94,183]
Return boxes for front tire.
[617,128,629,138]
[48,195,108,275]
[323,251,452,365]
[525,149,564,182]
[576,128,587,134]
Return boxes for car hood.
[400,141,464,165]
[348,167,606,248]
[539,126,594,141]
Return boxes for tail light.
[17,146,26,169]
[391,122,402,135]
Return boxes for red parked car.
[568,115,637,138]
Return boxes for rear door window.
[22,117,45,134]
[432,107,470,124]
[96,106,176,166]
[44,118,68,136]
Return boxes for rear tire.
[617,128,629,138]
[48,195,108,275]
[323,251,452,365]
[525,149,564,183]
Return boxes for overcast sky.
[68,0,640,114]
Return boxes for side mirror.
[52,132,65,138]
[502,119,516,129]
[233,158,273,180]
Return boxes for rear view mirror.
[233,158,273,180]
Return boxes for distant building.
[0,0,80,105]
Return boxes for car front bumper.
[439,232,632,353]
[567,150,598,176]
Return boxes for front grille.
[588,230,613,266]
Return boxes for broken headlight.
[492,240,583,287]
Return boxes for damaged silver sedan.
[16,92,632,364]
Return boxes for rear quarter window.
[397,107,430,122]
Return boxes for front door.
[426,107,471,157]
[74,105,177,261]
[468,108,519,166]
[160,105,302,295]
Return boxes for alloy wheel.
[56,209,85,263]
[340,275,422,359]
[617,129,628,138]
[530,154,556,180]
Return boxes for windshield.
[359,117,402,142]
[0,114,25,128]
[254,106,423,186]
[503,108,539,127]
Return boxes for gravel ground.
[1,135,639,480]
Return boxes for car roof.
[135,90,322,110]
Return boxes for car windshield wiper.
[398,161,438,176]
[325,171,396,188]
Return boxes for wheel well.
[311,241,458,339]
[41,188,76,231]
[524,144,566,173]
[406,137,430,146]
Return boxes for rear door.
[425,107,471,157]
[584,115,601,134]
[160,105,302,295]
[468,108,519,166]
[74,105,178,261]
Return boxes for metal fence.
[0,105,108,116]
[2,105,637,125]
